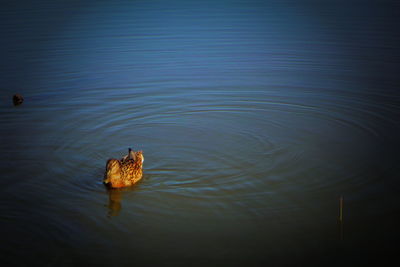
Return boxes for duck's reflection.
[107,188,123,217]
[105,185,140,217]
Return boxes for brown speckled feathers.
[104,150,144,188]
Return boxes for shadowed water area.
[1,0,400,266]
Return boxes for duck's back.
[120,159,143,185]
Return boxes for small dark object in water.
[13,94,24,106]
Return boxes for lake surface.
[1,0,399,266]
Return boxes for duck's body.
[104,149,144,188]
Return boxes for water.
[1,0,400,266]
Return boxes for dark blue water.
[1,0,400,266]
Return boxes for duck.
[104,148,144,188]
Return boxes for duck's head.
[104,159,121,186]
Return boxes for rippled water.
[1,0,400,266]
